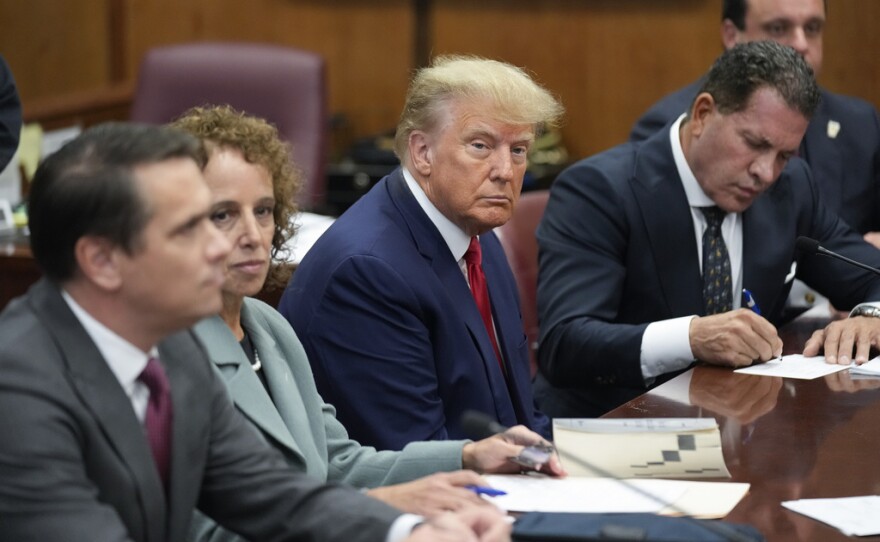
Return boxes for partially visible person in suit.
[536,41,880,418]
[173,105,560,539]
[0,55,22,171]
[280,55,563,450]
[630,0,880,247]
[0,122,510,542]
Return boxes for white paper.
[554,418,717,434]
[553,418,730,479]
[734,354,849,379]
[849,356,880,376]
[783,496,880,536]
[483,474,684,514]
[484,475,749,519]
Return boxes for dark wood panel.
[2,0,878,162]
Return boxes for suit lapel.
[193,315,303,459]
[387,171,516,423]
[481,233,531,424]
[27,280,167,542]
[741,176,800,320]
[631,137,704,316]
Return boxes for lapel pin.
[827,120,841,139]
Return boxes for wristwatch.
[850,304,880,319]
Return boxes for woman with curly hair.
[172,106,559,542]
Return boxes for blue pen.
[742,288,762,315]
[465,485,507,497]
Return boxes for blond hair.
[394,55,564,161]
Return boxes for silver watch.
[850,305,880,319]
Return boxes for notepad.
[553,418,730,479]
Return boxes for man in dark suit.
[280,56,563,450]
[0,123,509,542]
[630,0,880,244]
[535,41,880,418]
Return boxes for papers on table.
[484,474,749,519]
[734,354,849,379]
[850,357,880,377]
[733,354,880,379]
[783,496,880,536]
[553,418,730,479]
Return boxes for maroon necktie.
[139,357,173,488]
[464,237,504,373]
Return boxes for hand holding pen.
[688,290,782,367]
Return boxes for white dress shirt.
[61,290,155,422]
[639,115,744,382]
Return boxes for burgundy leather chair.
[130,42,328,210]
[497,190,550,376]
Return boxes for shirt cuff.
[386,514,424,542]
[640,316,697,382]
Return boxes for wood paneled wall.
[2,0,878,160]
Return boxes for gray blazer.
[189,298,464,541]
[0,280,401,542]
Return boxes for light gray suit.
[0,280,402,542]
[189,297,465,541]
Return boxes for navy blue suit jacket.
[280,170,549,450]
[0,55,21,172]
[535,127,880,417]
[630,80,880,234]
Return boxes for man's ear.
[689,93,717,138]
[408,130,433,177]
[74,236,124,291]
[721,19,740,50]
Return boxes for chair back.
[497,190,550,376]
[131,42,327,210]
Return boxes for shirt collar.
[402,167,472,261]
[669,114,716,208]
[61,290,157,392]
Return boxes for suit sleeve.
[196,365,402,542]
[791,161,880,307]
[270,306,466,486]
[536,162,648,389]
[297,254,454,451]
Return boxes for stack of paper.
[553,418,730,479]
[485,475,750,519]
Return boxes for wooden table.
[603,316,880,541]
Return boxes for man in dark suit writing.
[535,41,880,418]
[0,123,509,541]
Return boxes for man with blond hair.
[281,56,563,450]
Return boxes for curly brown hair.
[171,105,302,290]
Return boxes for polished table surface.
[602,315,880,541]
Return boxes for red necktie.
[139,357,173,489]
[464,237,504,373]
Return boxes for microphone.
[795,236,880,276]
[461,410,759,542]
[461,410,509,440]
